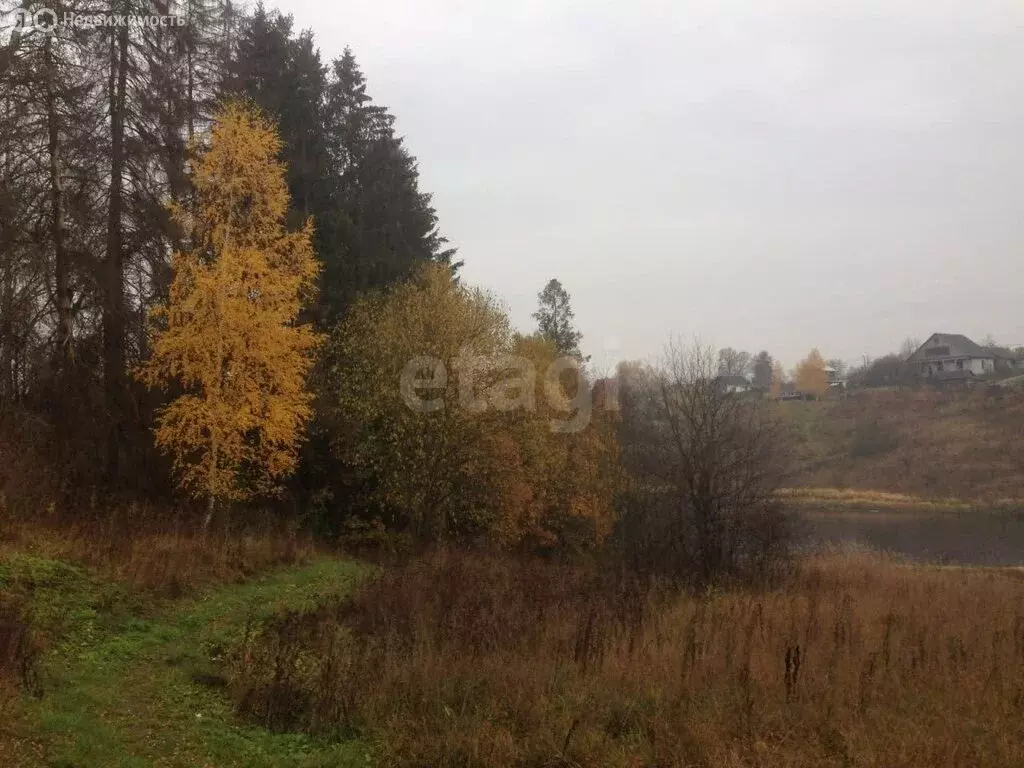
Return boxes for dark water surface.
[798,510,1024,567]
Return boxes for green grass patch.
[2,555,369,767]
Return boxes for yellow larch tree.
[136,102,321,521]
[795,348,829,399]
[500,333,619,550]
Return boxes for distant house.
[988,346,1024,374]
[824,366,846,390]
[716,375,753,395]
[905,333,997,381]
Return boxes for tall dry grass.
[0,592,40,693]
[0,502,317,596]
[0,589,45,765]
[230,550,1024,767]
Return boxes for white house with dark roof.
[905,333,1005,380]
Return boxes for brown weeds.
[0,592,41,694]
[231,550,1024,767]
[0,504,317,596]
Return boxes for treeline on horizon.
[0,1,789,579]
[0,1,454,488]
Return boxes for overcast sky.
[278,0,1023,371]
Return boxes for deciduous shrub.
[614,342,792,585]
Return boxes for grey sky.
[279,0,1024,371]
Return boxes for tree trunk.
[0,96,14,402]
[45,36,73,370]
[204,493,215,530]
[103,24,129,480]
[0,256,13,401]
[186,44,195,144]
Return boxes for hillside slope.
[781,388,1024,502]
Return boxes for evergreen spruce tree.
[318,48,458,323]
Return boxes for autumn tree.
[501,333,619,549]
[1,0,459,496]
[224,26,458,511]
[533,278,584,359]
[326,265,616,546]
[136,102,320,523]
[795,348,829,399]
[325,263,511,541]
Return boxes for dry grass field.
[780,388,1024,503]
[230,550,1024,767]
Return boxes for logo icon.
[33,7,58,32]
[11,7,59,34]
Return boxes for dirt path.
[12,558,368,767]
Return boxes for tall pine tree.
[533,278,584,360]
[319,48,457,322]
[225,22,457,324]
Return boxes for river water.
[797,510,1024,567]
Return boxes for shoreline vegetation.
[780,487,1024,515]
